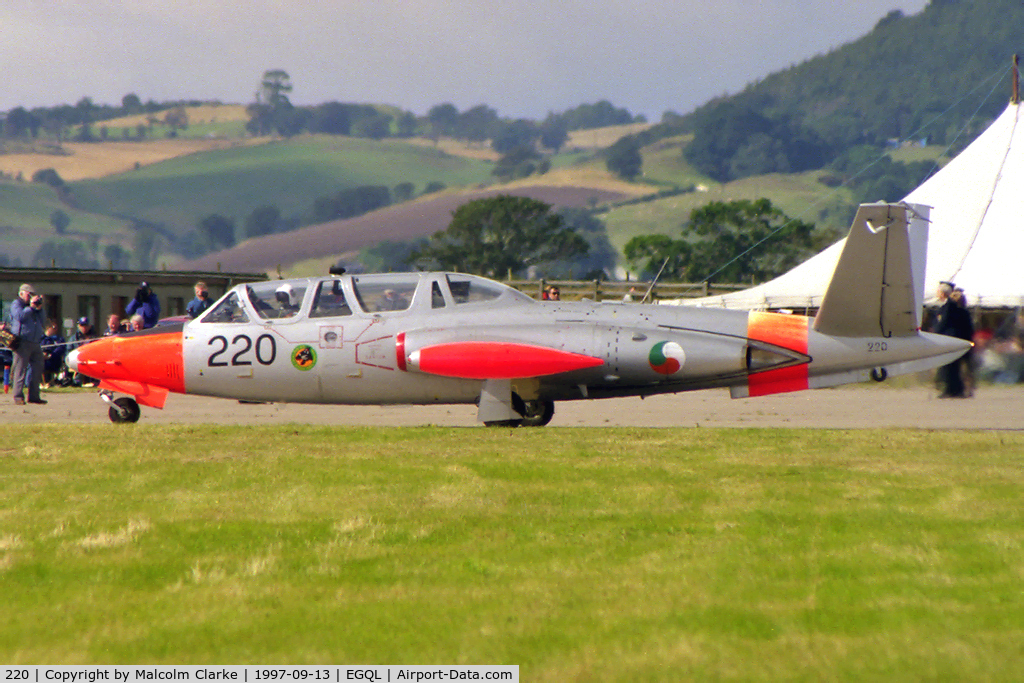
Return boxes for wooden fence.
[504,279,749,303]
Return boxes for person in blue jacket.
[186,281,214,319]
[41,319,66,388]
[125,282,161,328]
[9,283,46,405]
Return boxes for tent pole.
[1013,54,1020,105]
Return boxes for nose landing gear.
[100,391,141,423]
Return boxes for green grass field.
[3,425,1023,678]
[69,136,495,233]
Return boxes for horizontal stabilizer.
[405,341,604,379]
[814,203,928,338]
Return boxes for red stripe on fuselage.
[414,341,604,379]
[746,311,810,397]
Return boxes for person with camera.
[125,281,161,329]
[9,283,47,405]
[186,281,213,319]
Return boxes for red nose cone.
[72,330,185,405]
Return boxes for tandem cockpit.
[197,272,535,325]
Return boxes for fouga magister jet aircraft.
[68,201,970,426]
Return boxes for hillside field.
[1,118,947,274]
[68,135,496,233]
[93,103,250,140]
[0,138,258,182]
[0,182,134,265]
[182,183,635,276]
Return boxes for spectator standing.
[9,283,46,405]
[951,288,976,397]
[126,281,161,328]
[932,281,970,398]
[186,281,214,319]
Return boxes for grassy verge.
[2,426,1023,678]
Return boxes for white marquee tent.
[678,100,1024,310]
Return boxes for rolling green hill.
[69,135,495,233]
[0,181,133,265]
[673,0,1024,184]
[735,0,1023,147]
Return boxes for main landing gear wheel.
[483,397,555,428]
[108,397,141,424]
[520,399,555,427]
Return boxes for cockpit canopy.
[198,272,533,324]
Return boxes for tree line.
[0,95,210,142]
[1,69,644,152]
[373,194,810,288]
[14,186,822,291]
[242,70,645,150]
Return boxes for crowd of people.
[3,280,216,407]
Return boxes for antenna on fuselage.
[641,257,670,304]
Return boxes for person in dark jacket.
[950,288,976,397]
[125,281,161,328]
[71,317,98,387]
[9,283,46,405]
[932,281,973,398]
[40,319,66,388]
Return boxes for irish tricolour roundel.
[648,341,685,375]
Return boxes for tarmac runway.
[2,384,1022,429]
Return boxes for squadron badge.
[291,344,318,371]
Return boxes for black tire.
[108,397,141,424]
[520,399,555,427]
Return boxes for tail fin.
[813,202,929,338]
